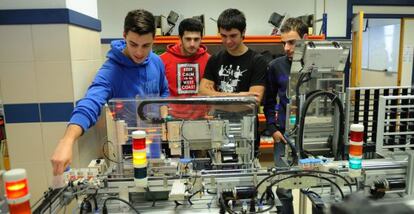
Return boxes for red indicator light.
[5,179,29,200]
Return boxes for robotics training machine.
[9,40,414,214]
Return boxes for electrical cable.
[219,172,346,214]
[102,140,122,164]
[302,189,322,199]
[219,187,275,214]
[219,195,237,214]
[174,200,182,207]
[282,134,299,166]
[261,174,345,200]
[255,169,352,195]
[297,90,345,160]
[188,189,203,205]
[206,189,217,195]
[288,68,308,136]
[144,187,157,207]
[256,187,276,213]
[102,197,140,214]
[137,97,256,121]
[79,197,91,214]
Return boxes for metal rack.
[345,86,414,158]
[376,95,414,157]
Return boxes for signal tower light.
[4,169,31,214]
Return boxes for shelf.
[260,142,274,149]
[258,113,266,123]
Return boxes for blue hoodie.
[69,40,169,131]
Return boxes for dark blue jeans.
[274,141,294,214]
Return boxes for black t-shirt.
[203,49,266,93]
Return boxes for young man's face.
[219,28,244,52]
[123,31,154,64]
[180,31,202,56]
[281,30,301,60]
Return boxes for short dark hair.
[280,18,308,38]
[217,8,246,33]
[178,18,204,37]
[124,9,156,36]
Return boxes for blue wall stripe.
[349,0,414,6]
[67,9,101,32]
[40,103,74,122]
[4,104,40,123]
[4,102,74,123]
[364,14,414,18]
[346,0,353,39]
[0,9,101,32]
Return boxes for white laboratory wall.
[0,0,98,18]
[400,19,414,86]
[351,5,414,87]
[361,69,398,87]
[0,1,103,203]
[353,5,414,14]
[325,0,348,37]
[0,0,66,9]
[97,0,348,38]
[65,0,98,18]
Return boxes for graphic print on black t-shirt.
[203,49,266,93]
[218,64,247,92]
[177,63,199,94]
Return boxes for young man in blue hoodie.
[51,9,169,176]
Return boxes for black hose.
[297,91,345,160]
[255,169,352,195]
[102,197,140,214]
[137,97,256,121]
[264,174,345,199]
[219,194,237,214]
[291,72,312,135]
[283,134,299,166]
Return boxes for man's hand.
[51,138,74,175]
[272,131,287,144]
[238,91,261,103]
[50,124,82,175]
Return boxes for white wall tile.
[0,0,66,10]
[40,122,67,164]
[76,112,107,168]
[69,25,89,60]
[90,31,102,60]
[32,24,70,61]
[65,0,98,18]
[6,123,45,164]
[69,25,101,60]
[101,44,111,62]
[361,69,398,87]
[35,61,74,102]
[71,60,100,101]
[40,122,68,185]
[0,25,34,62]
[11,162,49,205]
[0,62,38,104]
